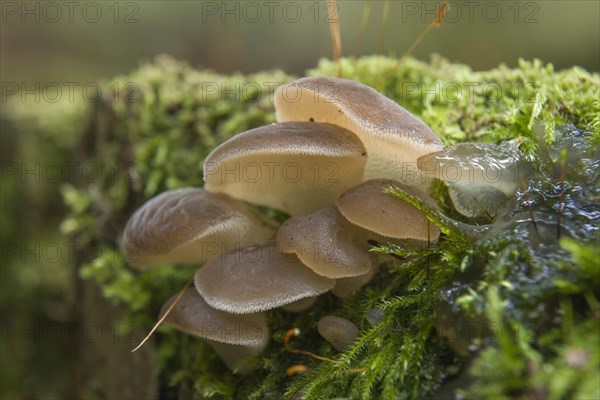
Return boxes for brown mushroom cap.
[203,121,367,216]
[317,316,359,351]
[447,182,508,218]
[335,179,441,242]
[194,244,335,314]
[274,77,443,187]
[276,206,372,279]
[417,142,524,195]
[122,188,275,269]
[417,142,527,217]
[160,288,269,349]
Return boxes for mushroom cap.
[194,244,335,314]
[317,316,359,351]
[122,188,275,269]
[203,121,367,216]
[274,77,443,187]
[277,206,372,279]
[160,288,269,349]
[335,179,441,242]
[417,142,528,218]
[447,181,508,218]
[417,142,525,196]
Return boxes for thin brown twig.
[397,1,448,66]
[283,328,365,373]
[131,277,193,352]
[353,0,372,57]
[378,0,391,54]
[327,0,343,77]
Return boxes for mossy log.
[7,54,598,399]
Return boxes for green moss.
[44,55,600,398]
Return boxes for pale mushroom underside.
[275,77,443,186]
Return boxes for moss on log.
[6,54,598,399]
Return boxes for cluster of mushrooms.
[122,77,524,370]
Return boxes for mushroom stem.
[131,277,193,352]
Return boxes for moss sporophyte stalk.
[49,55,599,399]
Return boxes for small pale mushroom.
[317,316,359,351]
[122,188,275,268]
[194,244,335,314]
[274,77,443,188]
[417,142,529,217]
[160,288,269,371]
[276,206,372,279]
[203,121,367,216]
[335,179,441,244]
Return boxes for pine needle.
[378,0,391,53]
[398,1,448,65]
[328,0,343,77]
[131,277,193,352]
[353,0,372,57]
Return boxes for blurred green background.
[2,0,599,85]
[1,1,598,399]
